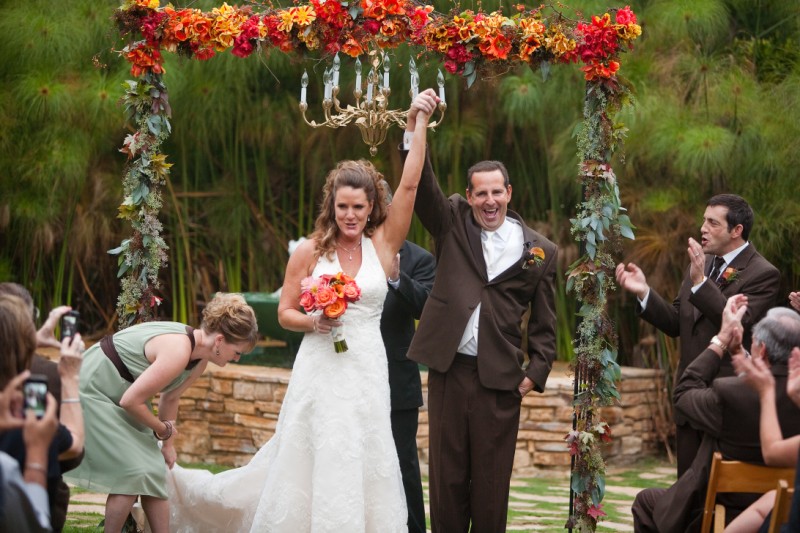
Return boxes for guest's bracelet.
[154,420,174,441]
[62,398,80,404]
[26,462,47,474]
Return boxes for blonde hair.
[200,293,259,350]
[311,160,389,260]
[0,294,37,388]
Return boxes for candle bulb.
[366,67,375,103]
[409,56,419,100]
[383,54,390,89]
[437,69,446,104]
[300,70,308,105]
[332,53,340,88]
[355,57,362,91]
[323,68,332,100]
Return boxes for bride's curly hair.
[312,160,388,260]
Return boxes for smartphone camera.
[60,310,80,340]
[23,375,48,419]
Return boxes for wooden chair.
[768,479,796,533]
[701,452,796,533]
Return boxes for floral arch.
[111,0,641,529]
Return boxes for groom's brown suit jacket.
[406,154,557,392]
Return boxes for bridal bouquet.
[300,272,361,353]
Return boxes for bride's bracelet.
[311,315,318,333]
[154,420,174,441]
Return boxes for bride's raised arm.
[377,89,438,261]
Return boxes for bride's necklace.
[337,241,362,261]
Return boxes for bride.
[168,88,438,532]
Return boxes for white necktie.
[483,231,498,273]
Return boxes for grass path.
[64,457,676,532]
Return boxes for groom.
[401,112,558,531]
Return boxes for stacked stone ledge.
[167,363,665,471]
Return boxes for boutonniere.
[522,241,545,270]
[719,267,739,287]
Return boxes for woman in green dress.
[66,292,258,533]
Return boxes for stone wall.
[172,363,666,471]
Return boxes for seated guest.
[723,346,800,532]
[632,295,800,532]
[0,370,61,532]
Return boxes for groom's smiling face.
[466,170,512,232]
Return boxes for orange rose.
[532,247,545,261]
[324,299,347,318]
[315,286,337,307]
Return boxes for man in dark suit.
[631,297,800,532]
[616,194,780,476]
[401,111,558,531]
[380,240,435,533]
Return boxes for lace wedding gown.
[168,236,407,532]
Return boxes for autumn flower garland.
[115,0,640,86]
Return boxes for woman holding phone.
[0,293,84,532]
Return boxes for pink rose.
[299,291,316,312]
[343,283,361,301]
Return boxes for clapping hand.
[719,294,748,355]
[615,262,649,300]
[789,292,800,313]
[687,237,706,285]
[788,347,800,407]
[732,351,774,397]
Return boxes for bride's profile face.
[334,186,373,241]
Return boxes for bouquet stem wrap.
[331,325,348,353]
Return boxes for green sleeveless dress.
[65,322,198,498]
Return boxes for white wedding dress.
[168,236,408,532]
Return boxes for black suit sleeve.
[391,247,436,320]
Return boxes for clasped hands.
[714,293,749,359]
[406,89,439,132]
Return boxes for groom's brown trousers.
[427,354,522,533]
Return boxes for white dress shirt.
[457,218,524,356]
